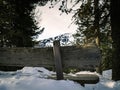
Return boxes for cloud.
[35,2,77,40]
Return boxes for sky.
[34,2,77,40]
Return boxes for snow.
[102,69,112,80]
[0,67,120,90]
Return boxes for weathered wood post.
[53,40,64,80]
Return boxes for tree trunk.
[94,0,100,46]
[111,0,120,81]
[94,0,102,74]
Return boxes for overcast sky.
[34,2,77,40]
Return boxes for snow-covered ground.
[0,67,120,90]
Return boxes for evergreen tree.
[51,0,111,72]
[0,0,15,47]
[51,0,120,80]
[0,0,48,47]
[111,0,120,81]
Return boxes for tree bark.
[94,0,100,46]
[111,0,120,81]
[94,0,102,74]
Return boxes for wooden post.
[53,40,64,80]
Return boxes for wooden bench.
[48,73,99,86]
[52,40,100,86]
[0,40,101,85]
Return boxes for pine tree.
[111,0,120,81]
[0,0,47,47]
